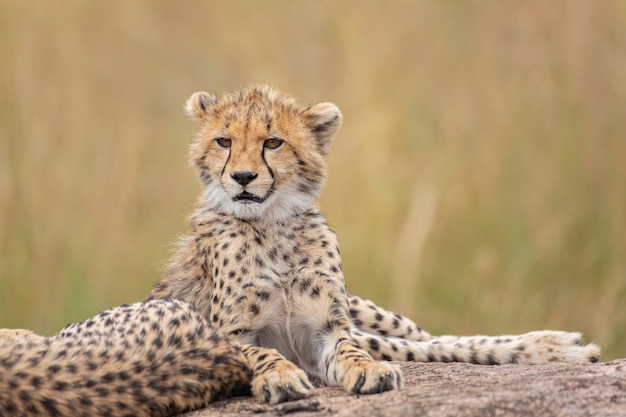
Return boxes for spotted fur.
[0,300,250,416]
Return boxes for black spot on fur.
[30,376,43,388]
[41,397,60,416]
[368,338,380,351]
[256,291,270,301]
[311,286,321,298]
[47,365,61,374]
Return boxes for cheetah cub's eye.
[215,137,232,149]
[264,138,284,150]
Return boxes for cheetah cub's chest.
[194,210,344,372]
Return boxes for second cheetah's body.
[0,299,250,416]
[148,85,600,404]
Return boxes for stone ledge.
[183,359,626,417]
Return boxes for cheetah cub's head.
[186,85,342,221]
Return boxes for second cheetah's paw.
[252,363,313,404]
[342,361,403,395]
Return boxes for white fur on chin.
[202,182,316,222]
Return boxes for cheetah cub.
[149,85,600,404]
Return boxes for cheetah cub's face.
[185,85,342,221]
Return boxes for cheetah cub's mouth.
[233,190,271,204]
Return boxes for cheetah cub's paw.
[342,361,403,395]
[252,362,313,404]
[521,331,601,364]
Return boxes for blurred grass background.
[1,1,624,360]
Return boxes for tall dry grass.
[1,1,624,359]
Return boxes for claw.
[351,372,366,393]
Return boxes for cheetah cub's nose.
[231,171,258,187]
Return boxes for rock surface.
[183,359,626,417]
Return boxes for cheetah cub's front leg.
[323,325,403,394]
[292,287,403,395]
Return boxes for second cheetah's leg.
[351,329,601,364]
[240,345,313,404]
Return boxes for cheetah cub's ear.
[185,91,218,121]
[302,102,342,155]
